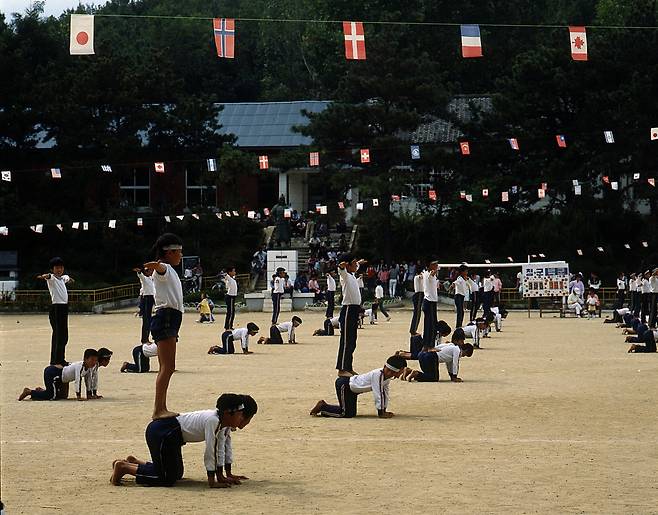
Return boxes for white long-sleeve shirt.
[154,264,184,312]
[349,368,391,411]
[413,274,424,293]
[137,272,155,296]
[641,278,652,293]
[273,276,285,294]
[225,275,238,296]
[423,271,439,302]
[483,276,494,292]
[375,285,384,300]
[45,274,71,304]
[60,361,93,394]
[434,343,462,376]
[453,276,469,296]
[176,410,232,472]
[230,328,251,350]
[616,278,626,290]
[339,267,361,305]
[326,274,336,292]
[276,321,295,342]
[142,342,158,358]
[462,323,480,347]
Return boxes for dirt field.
[1,307,657,514]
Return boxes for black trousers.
[125,345,151,373]
[632,291,641,316]
[613,289,625,310]
[641,293,651,323]
[325,291,335,318]
[409,335,424,359]
[650,293,658,328]
[319,376,358,417]
[210,331,235,354]
[336,305,360,372]
[409,292,423,334]
[422,299,437,349]
[470,292,481,321]
[141,295,154,343]
[454,294,465,328]
[417,351,439,382]
[630,330,657,352]
[225,295,236,329]
[30,365,64,400]
[324,317,335,336]
[271,293,282,324]
[268,325,284,344]
[136,418,185,486]
[49,304,69,365]
[377,300,390,318]
[482,290,493,318]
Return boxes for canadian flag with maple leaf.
[569,26,588,61]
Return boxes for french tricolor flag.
[461,25,482,58]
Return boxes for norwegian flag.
[460,24,482,58]
[428,190,437,201]
[569,26,588,61]
[213,18,235,58]
[154,162,165,174]
[259,155,269,170]
[508,138,520,150]
[556,135,567,148]
[360,148,370,163]
[343,21,366,60]
[459,141,470,155]
[51,168,61,179]
[309,152,319,167]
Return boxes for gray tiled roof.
[407,96,493,144]
[215,101,331,148]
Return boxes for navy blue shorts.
[150,308,183,342]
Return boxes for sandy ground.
[1,307,658,514]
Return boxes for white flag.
[642,241,648,247]
[215,213,222,219]
[501,191,509,202]
[356,202,364,211]
[482,189,489,197]
[574,185,582,195]
[70,14,95,55]
[604,130,614,143]
[611,181,619,190]
[320,205,328,215]
[465,194,473,202]
[108,219,116,229]
[577,249,583,256]
[225,211,231,217]
[83,222,89,230]
[176,215,184,220]
[0,226,8,236]
[51,168,62,179]
[597,247,604,252]
[137,218,143,226]
[72,222,80,229]
[232,211,239,216]
[207,158,217,172]
[164,215,171,222]
[192,214,200,220]
[572,179,579,186]
[35,224,43,233]
[633,172,641,180]
[247,211,255,219]
[538,188,545,198]
[101,164,112,173]
[56,224,63,231]
[624,243,631,249]
[1,170,11,182]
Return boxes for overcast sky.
[1,0,110,17]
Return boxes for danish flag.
[259,155,269,170]
[360,149,370,163]
[343,21,366,60]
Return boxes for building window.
[120,167,150,210]
[186,166,217,208]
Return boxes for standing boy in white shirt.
[325,269,337,319]
[453,264,469,328]
[37,257,75,365]
[422,261,440,349]
[372,281,391,323]
[409,268,425,335]
[223,267,238,330]
[336,255,366,376]
[133,267,155,343]
[271,267,286,325]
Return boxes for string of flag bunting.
[67,13,658,60]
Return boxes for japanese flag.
[482,189,489,198]
[154,162,165,174]
[651,128,658,140]
[70,14,94,55]
[372,198,379,207]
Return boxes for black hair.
[386,355,407,371]
[49,257,64,268]
[247,322,259,332]
[292,316,302,325]
[458,264,468,272]
[216,393,245,419]
[437,320,452,336]
[338,253,354,264]
[461,343,474,357]
[83,348,99,360]
[241,394,258,418]
[226,266,236,273]
[152,233,183,259]
[97,347,113,359]
[451,328,466,342]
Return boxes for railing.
[472,287,620,307]
[1,273,251,311]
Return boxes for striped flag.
[460,25,482,58]
[569,26,587,61]
[213,18,235,58]
[207,158,217,172]
[309,152,319,167]
[343,21,366,60]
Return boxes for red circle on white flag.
[76,31,89,45]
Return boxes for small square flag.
[604,131,614,143]
[320,205,328,215]
[624,243,631,249]
[176,215,185,220]
[507,256,514,263]
[70,14,94,55]
[465,194,473,202]
[356,202,364,211]
[192,214,200,220]
[51,168,61,179]
[577,249,583,256]
[309,152,319,167]
[72,222,80,229]
[569,26,587,61]
[154,162,165,173]
[101,164,112,173]
[164,215,171,222]
[642,241,649,247]
[410,145,421,160]
[460,24,482,58]
[247,211,255,219]
[215,213,222,219]
[372,198,379,207]
[109,220,116,229]
[597,247,604,252]
[611,181,619,190]
[0,226,8,236]
[259,155,269,170]
[137,218,143,227]
[207,158,217,171]
[538,188,546,199]
[651,128,658,140]
[574,185,582,195]
[83,222,89,231]
[633,172,641,180]
[1,170,11,182]
[572,179,579,186]
[213,18,235,58]
[338,201,345,209]
[508,138,519,150]
[501,191,509,202]
[56,224,63,231]
[360,149,370,163]
[649,178,656,187]
[224,211,231,217]
[232,210,239,217]
[556,135,567,148]
[460,141,470,155]
[482,189,489,198]
[428,189,436,201]
[343,21,366,60]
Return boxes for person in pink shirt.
[493,274,503,306]
[377,266,390,295]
